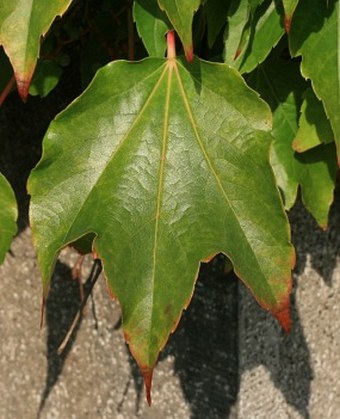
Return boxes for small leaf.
[0,0,74,100]
[29,60,62,97]
[0,173,17,264]
[246,45,337,227]
[133,0,170,57]
[225,0,285,74]
[157,0,201,60]
[282,0,299,32]
[293,87,335,153]
[296,144,337,229]
[289,0,340,164]
[29,52,294,401]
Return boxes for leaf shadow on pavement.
[36,260,83,418]
[121,257,240,419]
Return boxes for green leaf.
[289,0,340,164]
[246,45,337,227]
[224,0,285,74]
[0,0,74,100]
[203,0,230,48]
[133,0,170,57]
[293,87,335,153]
[282,0,300,32]
[296,143,337,229]
[157,0,201,60]
[29,60,62,97]
[29,54,294,400]
[246,42,307,208]
[0,173,17,264]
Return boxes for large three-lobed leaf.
[28,55,294,398]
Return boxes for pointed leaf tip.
[16,78,31,102]
[284,16,292,33]
[141,367,154,406]
[184,45,194,63]
[272,297,291,334]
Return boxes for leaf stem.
[167,31,176,60]
[0,75,15,107]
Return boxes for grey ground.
[0,194,339,419]
[0,65,339,419]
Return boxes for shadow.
[290,187,340,285]
[37,261,83,417]
[0,57,81,232]
[167,259,239,419]
[238,277,312,419]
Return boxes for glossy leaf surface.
[289,0,340,163]
[29,54,294,400]
[158,0,200,60]
[0,173,17,264]
[0,0,74,100]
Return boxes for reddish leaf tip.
[234,48,242,60]
[284,16,292,33]
[184,45,194,63]
[141,367,154,406]
[16,77,30,102]
[272,297,291,334]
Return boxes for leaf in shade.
[133,0,171,57]
[0,0,74,101]
[203,0,230,48]
[289,0,340,164]
[29,35,294,403]
[29,60,62,98]
[0,173,17,264]
[293,87,335,153]
[157,0,201,60]
[246,42,307,209]
[295,144,337,229]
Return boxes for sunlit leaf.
[29,51,294,401]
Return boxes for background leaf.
[29,55,294,400]
[133,0,171,57]
[282,0,300,31]
[224,0,285,73]
[0,0,74,100]
[29,60,62,97]
[293,87,335,153]
[246,44,337,226]
[203,0,230,48]
[157,0,201,60]
[289,0,340,164]
[0,173,17,264]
